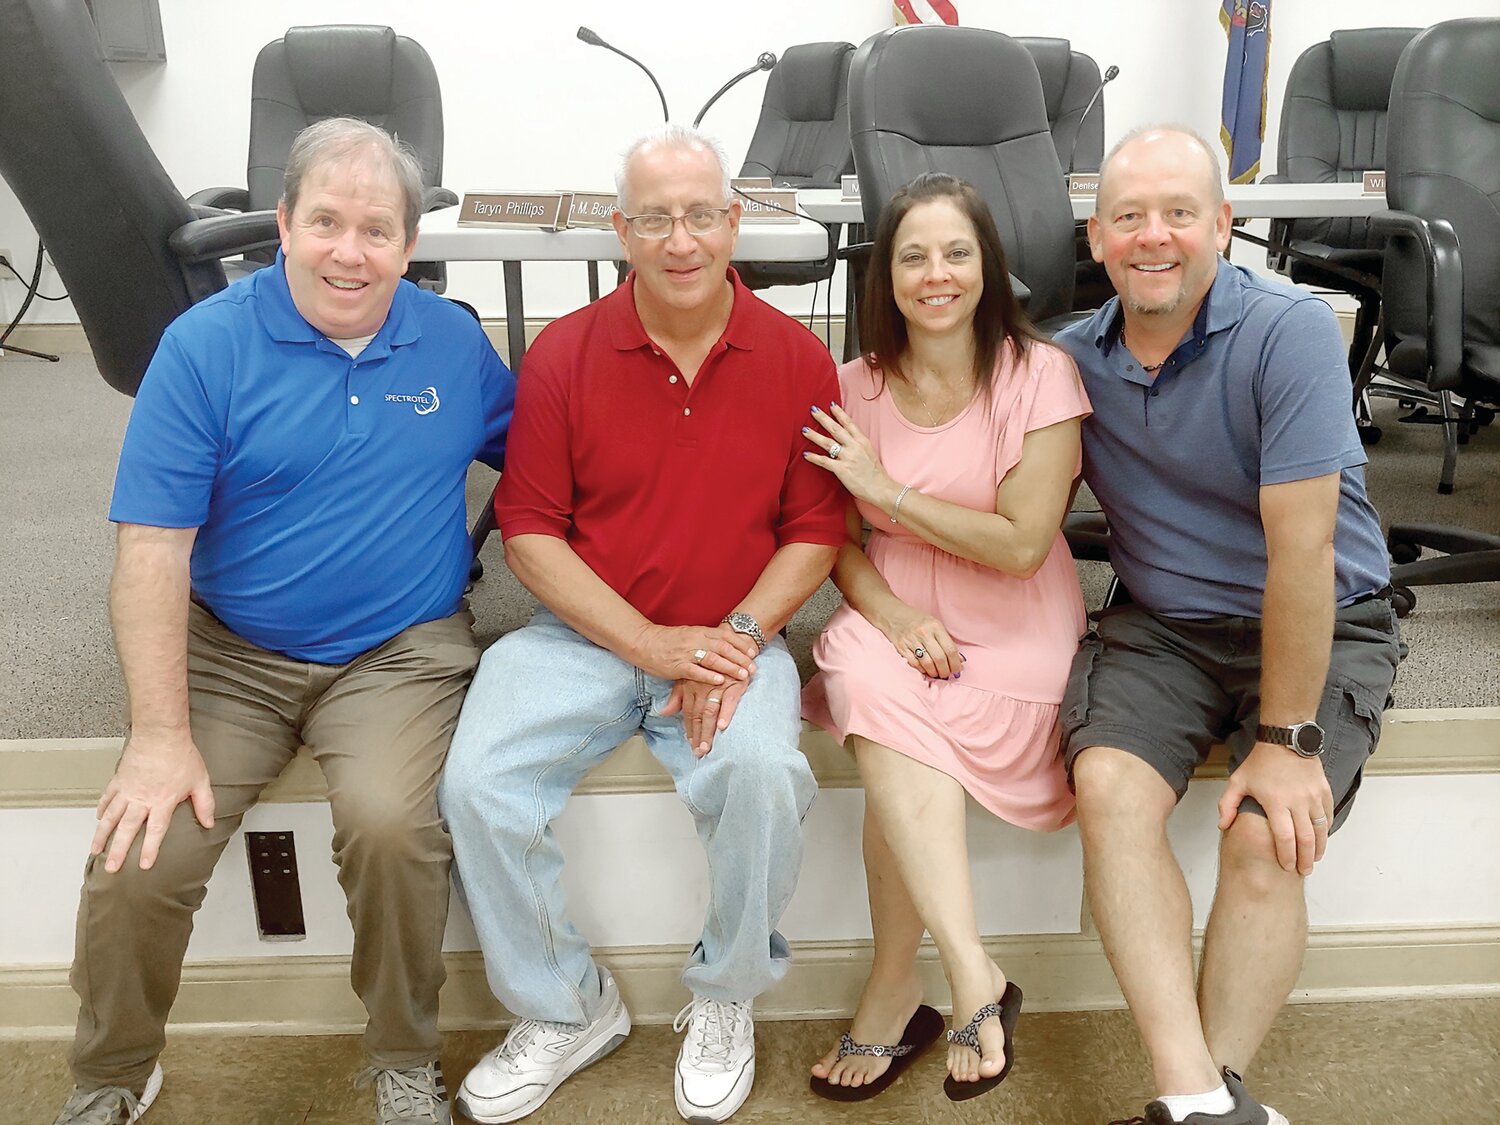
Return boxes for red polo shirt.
[496,269,845,627]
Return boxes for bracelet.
[890,483,912,523]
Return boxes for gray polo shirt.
[1055,259,1389,619]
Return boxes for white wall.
[0,0,1492,326]
[6,773,1499,966]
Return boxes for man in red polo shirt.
[438,123,844,1125]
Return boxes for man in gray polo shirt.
[1055,126,1403,1125]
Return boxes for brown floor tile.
[8,997,1498,1124]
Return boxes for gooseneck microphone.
[693,52,778,127]
[577,26,670,122]
[1065,64,1119,175]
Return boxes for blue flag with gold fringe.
[1220,0,1272,183]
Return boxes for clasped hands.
[638,621,760,758]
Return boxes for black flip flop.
[810,1003,946,1102]
[942,980,1023,1101]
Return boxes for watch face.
[1294,723,1325,755]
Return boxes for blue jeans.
[439,610,816,1026]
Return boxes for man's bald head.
[1097,126,1225,211]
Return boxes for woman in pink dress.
[802,173,1091,1103]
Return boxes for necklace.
[907,369,974,427]
[1122,330,1166,373]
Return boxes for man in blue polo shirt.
[1055,127,1403,1125]
[51,118,514,1125]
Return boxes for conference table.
[797,181,1388,223]
[415,184,1386,369]
[414,206,829,368]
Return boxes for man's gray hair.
[614,123,733,212]
[1098,124,1226,206]
[282,117,425,243]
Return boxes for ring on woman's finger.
[1311,816,1328,826]
[707,696,722,705]
[913,646,927,658]
[828,441,843,459]
[693,648,707,663]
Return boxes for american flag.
[894,0,959,25]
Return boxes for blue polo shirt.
[110,254,516,662]
[1055,259,1388,619]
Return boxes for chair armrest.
[168,210,281,265]
[1369,209,1464,391]
[1259,173,1287,185]
[185,186,250,211]
[423,186,459,211]
[1007,273,1031,308]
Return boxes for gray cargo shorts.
[1060,593,1406,830]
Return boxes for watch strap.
[1256,723,1296,747]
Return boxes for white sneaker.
[52,1063,162,1124]
[456,968,631,1124]
[672,996,755,1124]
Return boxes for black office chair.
[733,41,855,293]
[849,24,1077,328]
[1375,17,1500,612]
[0,0,280,396]
[188,24,458,290]
[1262,28,1418,389]
[1017,36,1112,311]
[847,25,1102,566]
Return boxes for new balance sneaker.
[672,996,755,1124]
[456,967,631,1124]
[1115,1067,1290,1125]
[357,1061,451,1124]
[51,1063,162,1124]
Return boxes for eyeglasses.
[621,207,732,239]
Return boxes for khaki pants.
[68,603,479,1091]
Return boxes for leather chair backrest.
[1382,18,1500,356]
[1016,37,1104,173]
[0,0,223,395]
[739,42,855,187]
[246,25,446,211]
[850,25,1074,323]
[1276,27,1418,250]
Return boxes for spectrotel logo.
[385,386,440,415]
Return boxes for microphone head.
[758,52,778,71]
[1104,64,1120,81]
[577,26,605,47]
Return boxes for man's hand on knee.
[662,677,749,758]
[92,728,216,872]
[1218,745,1333,876]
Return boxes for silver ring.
[692,648,707,663]
[913,646,927,658]
[828,441,842,459]
[1311,816,1328,826]
[707,696,721,705]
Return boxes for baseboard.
[5,922,1495,1040]
[5,708,1496,810]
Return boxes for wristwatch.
[1256,720,1326,758]
[721,612,767,653]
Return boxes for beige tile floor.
[9,997,1498,1124]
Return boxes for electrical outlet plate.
[245,830,308,941]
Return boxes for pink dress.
[802,343,1091,831]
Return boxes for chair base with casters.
[1388,523,1500,617]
